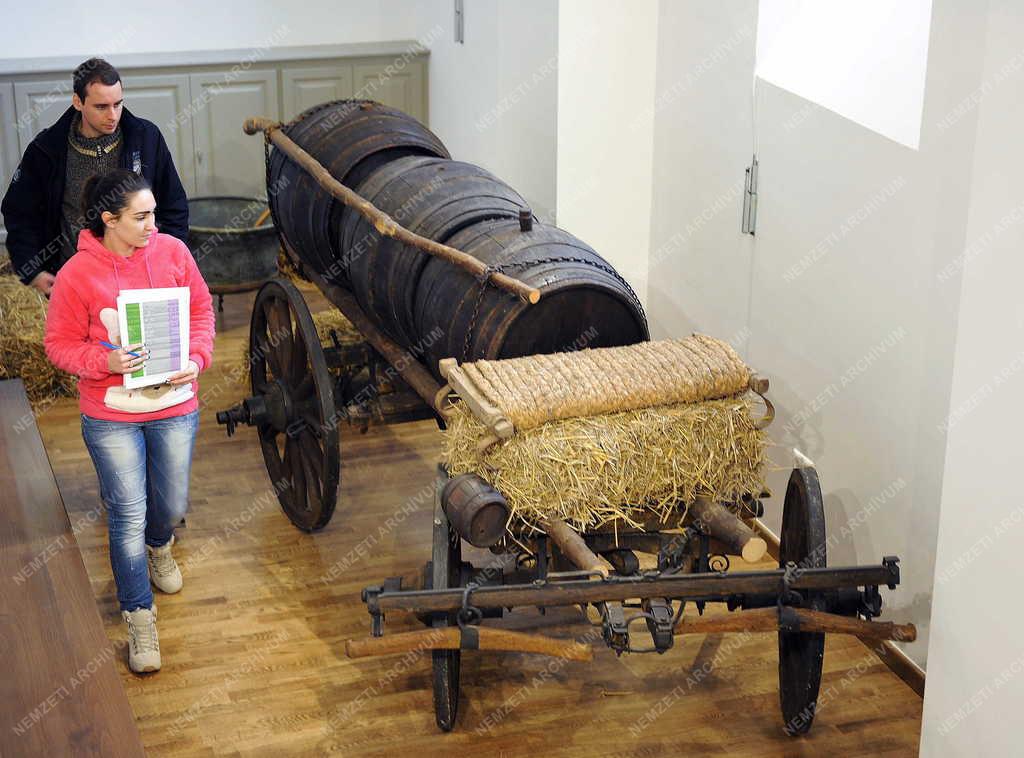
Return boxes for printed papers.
[116,287,190,389]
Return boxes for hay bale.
[443,394,767,531]
[234,306,363,383]
[0,275,78,404]
[451,334,751,432]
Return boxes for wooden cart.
[216,112,914,736]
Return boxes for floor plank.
[0,380,145,757]
[34,282,923,756]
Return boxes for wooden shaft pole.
[243,116,541,304]
[689,497,768,563]
[673,607,917,642]
[542,517,609,577]
[345,627,593,661]
[275,232,444,407]
[328,285,444,407]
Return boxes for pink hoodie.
[44,229,215,422]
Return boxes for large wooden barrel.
[267,100,450,282]
[414,218,649,378]
[338,156,532,346]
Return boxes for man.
[2,58,189,295]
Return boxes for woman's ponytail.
[80,168,151,238]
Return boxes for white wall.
[556,0,660,308]
[0,0,425,58]
[416,0,559,221]
[920,0,1024,753]
[642,0,992,670]
[754,0,933,149]
[744,0,988,670]
[646,1,757,352]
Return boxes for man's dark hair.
[72,58,121,102]
[81,169,152,237]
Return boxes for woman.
[45,168,214,673]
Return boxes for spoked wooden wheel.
[778,466,827,735]
[428,476,462,731]
[250,279,340,531]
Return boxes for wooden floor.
[35,281,923,757]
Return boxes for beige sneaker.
[122,605,160,673]
[147,535,182,593]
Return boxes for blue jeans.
[81,410,198,612]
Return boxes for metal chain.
[777,560,803,618]
[461,266,496,362]
[495,254,646,318]
[261,102,649,364]
[456,581,482,628]
[282,98,375,131]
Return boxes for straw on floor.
[0,275,78,404]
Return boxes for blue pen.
[100,340,144,358]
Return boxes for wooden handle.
[345,626,593,661]
[438,359,515,444]
[674,607,917,642]
[688,497,767,563]
[244,115,541,304]
[542,517,609,577]
[243,116,281,135]
[253,208,272,227]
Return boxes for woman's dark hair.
[81,169,152,237]
[72,58,121,102]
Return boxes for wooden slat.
[673,606,918,642]
[0,379,144,757]
[345,626,593,661]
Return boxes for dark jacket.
[1,106,189,285]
